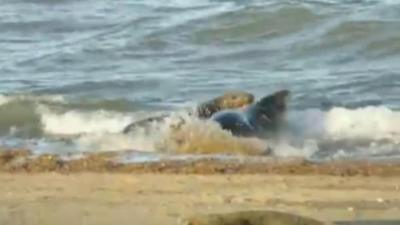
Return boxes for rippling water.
[1,0,400,160]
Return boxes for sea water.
[0,0,400,161]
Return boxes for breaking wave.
[1,93,399,161]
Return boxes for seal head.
[197,91,254,118]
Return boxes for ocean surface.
[1,0,400,161]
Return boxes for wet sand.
[2,149,400,176]
[1,149,400,225]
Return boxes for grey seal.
[211,90,290,138]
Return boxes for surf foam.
[286,106,400,141]
[161,115,269,155]
[37,106,184,152]
[273,106,400,159]
[0,95,10,106]
[0,94,66,106]
[325,106,400,141]
[2,97,400,160]
[34,105,400,159]
[39,107,133,135]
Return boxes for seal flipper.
[212,111,256,137]
[256,89,290,114]
[211,90,290,138]
[248,89,290,137]
[122,115,167,134]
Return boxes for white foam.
[0,94,66,106]
[272,139,319,158]
[324,106,400,141]
[39,107,133,135]
[24,104,400,159]
[286,108,326,139]
[0,95,10,106]
[287,106,400,141]
[75,133,156,152]
[275,106,400,159]
[72,111,203,153]
[329,141,400,160]
[37,107,188,152]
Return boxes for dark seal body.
[122,91,254,134]
[211,110,255,137]
[211,90,290,138]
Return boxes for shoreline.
[2,149,400,176]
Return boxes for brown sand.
[0,173,400,225]
[1,149,400,225]
[2,149,400,176]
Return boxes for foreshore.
[1,149,400,225]
[2,149,400,175]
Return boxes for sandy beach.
[1,149,400,225]
[0,172,399,225]
[2,0,400,224]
